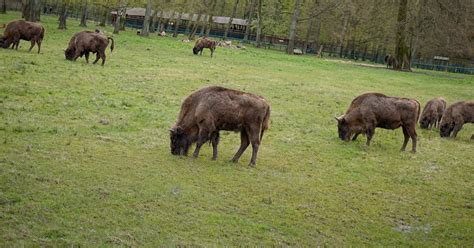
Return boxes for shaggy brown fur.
[1,20,44,53]
[420,97,447,129]
[440,101,474,138]
[170,86,271,167]
[193,38,217,57]
[336,92,420,152]
[384,54,398,69]
[65,30,114,66]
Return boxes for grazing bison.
[439,101,474,138]
[336,93,420,152]
[193,38,217,57]
[170,86,271,167]
[384,54,398,69]
[1,20,44,53]
[420,97,447,129]
[65,30,114,66]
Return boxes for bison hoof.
[248,163,256,168]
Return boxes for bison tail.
[260,106,271,141]
[414,99,421,123]
[108,37,115,53]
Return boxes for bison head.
[193,47,200,55]
[419,116,430,129]
[336,116,351,141]
[64,47,76,60]
[170,126,192,156]
[440,121,455,137]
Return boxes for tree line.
[2,0,473,70]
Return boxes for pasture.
[0,13,473,246]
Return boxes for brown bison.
[1,20,44,53]
[193,37,217,57]
[65,30,114,66]
[170,86,271,167]
[336,93,420,152]
[384,54,398,69]
[439,101,474,138]
[420,97,447,129]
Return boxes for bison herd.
[1,19,473,167]
[0,19,114,65]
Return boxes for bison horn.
[335,115,344,123]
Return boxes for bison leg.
[231,131,250,163]
[92,53,100,64]
[28,40,35,52]
[451,123,463,138]
[36,39,42,54]
[406,126,417,153]
[193,127,211,158]
[365,128,374,146]
[248,125,262,167]
[210,48,214,58]
[84,52,90,63]
[100,52,106,66]
[211,132,220,160]
[401,126,410,151]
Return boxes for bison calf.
[420,97,446,129]
[170,86,270,167]
[440,101,474,138]
[336,93,420,152]
[1,20,44,53]
[193,38,217,57]
[65,30,114,66]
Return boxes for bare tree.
[141,0,153,36]
[1,0,6,14]
[205,0,217,37]
[287,0,303,54]
[58,2,68,29]
[302,0,321,54]
[23,0,41,22]
[223,0,240,40]
[394,0,411,70]
[79,0,88,27]
[255,0,262,47]
[243,0,256,41]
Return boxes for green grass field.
[1,13,473,246]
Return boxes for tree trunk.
[337,0,351,57]
[173,12,183,37]
[79,0,88,27]
[1,0,6,14]
[255,0,262,47]
[58,3,68,29]
[219,0,226,15]
[223,0,240,40]
[113,9,122,34]
[150,9,159,33]
[24,0,41,22]
[302,0,320,54]
[189,12,203,40]
[155,10,164,32]
[99,6,108,26]
[394,0,411,71]
[287,0,303,54]
[199,15,207,36]
[205,0,217,37]
[120,11,126,30]
[141,0,153,36]
[243,0,255,41]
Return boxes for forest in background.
[2,0,474,68]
